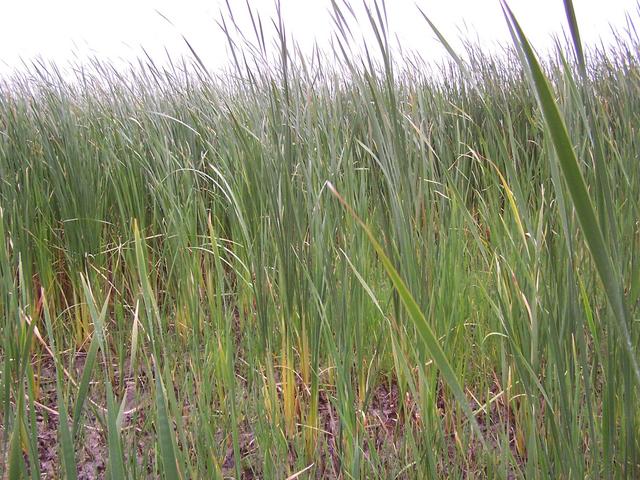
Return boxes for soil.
[6,358,522,479]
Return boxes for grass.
[1,0,639,477]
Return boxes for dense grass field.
[1,1,639,478]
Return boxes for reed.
[0,1,638,477]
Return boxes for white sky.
[0,0,638,77]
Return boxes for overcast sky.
[0,0,638,77]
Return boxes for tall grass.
[1,1,639,477]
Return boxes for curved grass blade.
[501,1,640,386]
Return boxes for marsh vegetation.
[1,1,639,477]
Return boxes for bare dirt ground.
[7,358,521,479]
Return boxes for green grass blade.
[502,1,640,386]
[7,401,25,480]
[154,360,181,479]
[41,292,78,480]
[71,335,100,438]
[561,0,586,75]
[106,382,127,480]
[327,181,486,446]
[418,7,465,71]
[72,279,110,438]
